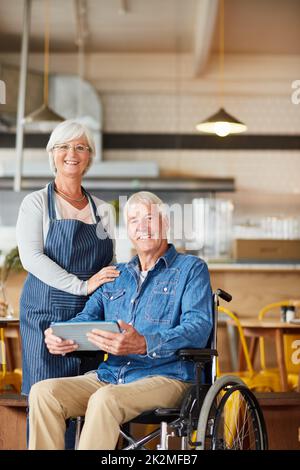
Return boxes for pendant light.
[24,0,63,131]
[196,0,247,137]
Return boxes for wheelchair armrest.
[178,348,218,363]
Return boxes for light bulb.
[214,121,230,137]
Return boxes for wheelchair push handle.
[215,288,232,303]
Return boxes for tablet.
[50,321,121,351]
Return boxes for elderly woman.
[16,119,119,398]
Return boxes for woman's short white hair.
[123,191,168,223]
[46,119,96,175]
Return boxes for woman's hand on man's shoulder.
[87,265,120,295]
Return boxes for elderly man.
[28,191,213,450]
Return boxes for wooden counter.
[256,392,300,450]
[0,394,27,449]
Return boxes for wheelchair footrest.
[154,408,180,416]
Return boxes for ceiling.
[0,0,299,56]
[211,0,300,55]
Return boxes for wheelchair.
[73,289,268,450]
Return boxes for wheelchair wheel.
[196,375,268,450]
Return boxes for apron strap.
[47,181,57,221]
[82,188,101,224]
[48,181,101,224]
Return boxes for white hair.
[46,120,96,175]
[123,191,168,223]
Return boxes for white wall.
[1,52,300,201]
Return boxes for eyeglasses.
[52,143,91,154]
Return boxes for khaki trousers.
[28,373,190,450]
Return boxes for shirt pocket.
[144,280,177,324]
[100,289,126,320]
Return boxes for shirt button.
[131,299,134,303]
[110,296,114,300]
[118,378,123,383]
[127,361,131,366]
[163,287,168,292]
[152,352,157,358]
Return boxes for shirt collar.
[158,243,178,268]
[127,243,178,271]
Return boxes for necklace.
[54,185,86,202]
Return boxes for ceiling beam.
[193,0,219,77]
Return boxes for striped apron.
[20,181,113,395]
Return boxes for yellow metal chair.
[214,306,279,448]
[217,306,281,392]
[0,327,22,393]
[258,300,300,391]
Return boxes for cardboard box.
[233,239,300,262]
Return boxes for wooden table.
[235,318,300,392]
[0,393,27,449]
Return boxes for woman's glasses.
[53,144,91,154]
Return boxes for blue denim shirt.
[69,244,213,384]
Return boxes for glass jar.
[286,306,296,323]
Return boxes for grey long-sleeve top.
[16,186,116,296]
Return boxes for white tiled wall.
[98,50,300,197]
[1,52,299,199]
[101,94,300,196]
[102,93,300,135]
[96,52,300,201]
[104,149,300,196]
